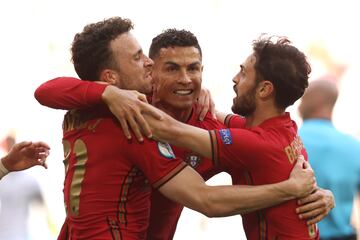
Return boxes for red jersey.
[36,79,188,239]
[148,106,225,240]
[209,113,319,240]
[61,107,186,240]
[35,77,226,240]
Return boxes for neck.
[305,110,332,122]
[245,103,285,127]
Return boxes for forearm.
[154,118,212,158]
[160,166,296,218]
[34,77,106,109]
[202,180,295,217]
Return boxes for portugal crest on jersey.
[185,152,202,168]
[157,142,176,159]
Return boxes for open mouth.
[173,90,193,96]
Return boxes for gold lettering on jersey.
[62,140,71,174]
[284,135,304,164]
[63,110,102,133]
[88,119,102,132]
[69,139,88,217]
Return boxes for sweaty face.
[151,46,202,111]
[110,32,153,94]
[231,54,258,117]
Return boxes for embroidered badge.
[185,152,202,168]
[157,142,176,159]
[219,129,233,145]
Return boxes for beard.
[231,87,256,117]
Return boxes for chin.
[173,101,193,110]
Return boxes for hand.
[143,106,179,143]
[195,87,216,121]
[2,141,50,171]
[296,188,335,225]
[102,85,163,142]
[287,156,316,198]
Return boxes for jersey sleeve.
[199,111,226,129]
[224,114,246,128]
[127,139,187,189]
[34,77,107,109]
[209,128,266,170]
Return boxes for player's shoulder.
[192,111,225,130]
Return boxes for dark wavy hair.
[252,35,311,109]
[71,17,134,81]
[149,28,202,59]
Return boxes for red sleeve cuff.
[85,82,108,105]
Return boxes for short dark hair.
[252,35,311,109]
[71,17,134,81]
[149,29,202,59]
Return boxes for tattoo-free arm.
[159,161,316,217]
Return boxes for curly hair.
[149,28,202,59]
[252,35,311,109]
[71,17,134,81]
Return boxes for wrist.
[101,85,113,104]
[276,180,297,201]
[0,156,10,179]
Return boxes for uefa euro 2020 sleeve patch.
[157,142,176,159]
[219,129,233,145]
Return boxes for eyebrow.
[164,61,201,66]
[164,61,180,67]
[134,49,143,57]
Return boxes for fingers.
[136,92,148,103]
[32,141,51,150]
[296,198,321,214]
[38,158,48,169]
[13,141,32,150]
[295,189,331,225]
[135,113,152,139]
[118,118,132,140]
[297,190,319,205]
[197,93,209,121]
[142,103,164,120]
[298,207,325,221]
[306,214,326,225]
[127,117,144,142]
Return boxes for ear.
[257,80,274,98]
[100,69,118,85]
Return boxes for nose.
[144,55,154,67]
[232,75,239,84]
[178,70,191,84]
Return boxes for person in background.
[299,79,360,240]
[0,135,50,240]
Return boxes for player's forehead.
[156,46,201,65]
[111,32,142,58]
[243,53,256,69]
